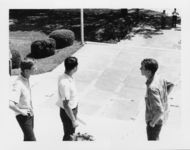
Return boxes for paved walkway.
[7,28,181,142]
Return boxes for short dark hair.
[64,56,78,72]
[20,59,34,72]
[141,58,158,75]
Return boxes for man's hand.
[149,121,155,128]
[20,109,29,116]
[19,107,33,116]
[28,108,34,116]
[167,82,174,95]
[72,120,79,128]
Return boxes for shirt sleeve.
[148,87,164,114]
[59,80,70,101]
[10,81,21,104]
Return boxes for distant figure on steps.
[172,8,179,28]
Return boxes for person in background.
[161,10,166,29]
[140,58,174,140]
[9,59,36,141]
[172,8,179,28]
[56,56,79,141]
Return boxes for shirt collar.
[64,73,73,82]
[19,74,29,82]
[146,74,154,86]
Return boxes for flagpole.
[80,8,84,45]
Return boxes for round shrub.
[11,49,21,69]
[49,29,75,49]
[31,38,56,58]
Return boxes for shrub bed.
[31,38,56,58]
[49,29,75,49]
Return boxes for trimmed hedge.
[49,29,75,49]
[11,49,21,69]
[31,38,56,58]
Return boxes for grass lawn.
[10,31,83,75]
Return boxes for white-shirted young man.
[9,59,36,141]
[56,56,79,141]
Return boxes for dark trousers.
[60,107,78,141]
[172,16,177,27]
[146,121,162,141]
[161,17,166,29]
[16,115,36,141]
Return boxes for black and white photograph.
[1,0,190,149]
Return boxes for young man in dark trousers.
[9,59,36,141]
[140,58,174,140]
[56,56,79,141]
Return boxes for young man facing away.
[9,59,36,141]
[140,58,174,140]
[56,56,79,141]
